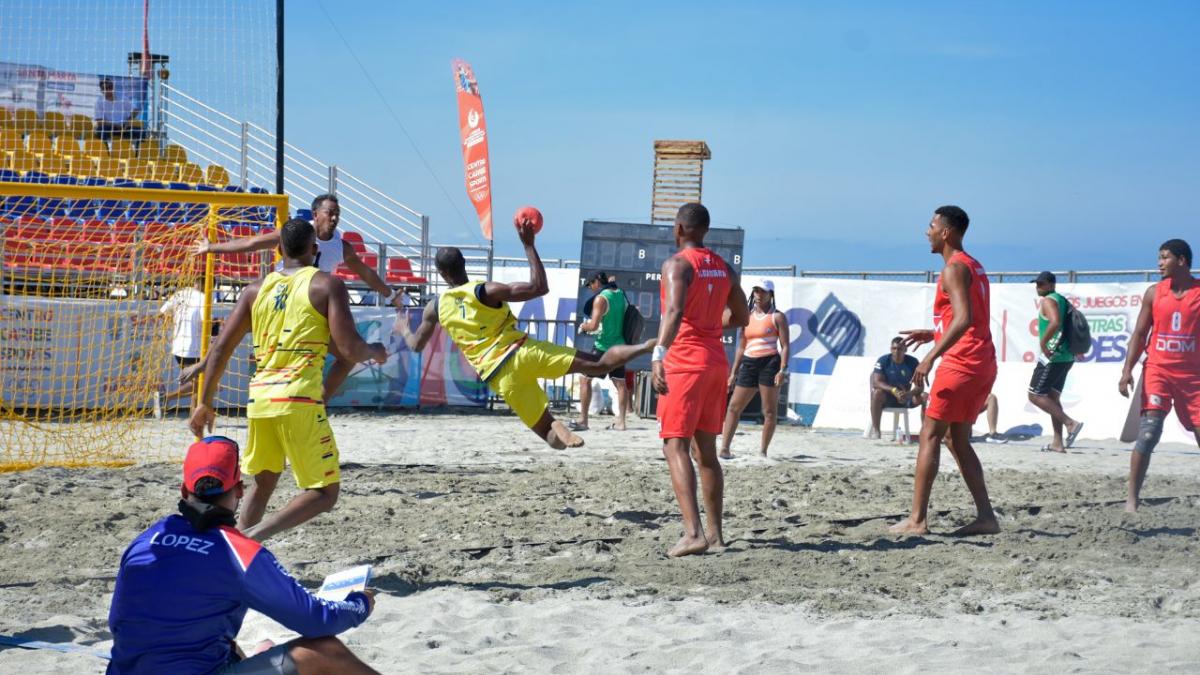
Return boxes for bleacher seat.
[341,230,367,255]
[13,109,37,135]
[138,138,161,161]
[160,182,193,223]
[25,132,53,158]
[126,159,153,181]
[205,164,230,187]
[152,161,179,182]
[0,108,12,129]
[334,253,378,282]
[385,256,428,286]
[163,144,187,165]
[95,157,122,180]
[0,129,21,155]
[109,139,136,162]
[69,114,93,139]
[83,138,108,160]
[42,112,68,137]
[179,162,204,184]
[129,180,164,221]
[39,155,68,177]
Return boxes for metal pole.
[420,214,430,281]
[274,0,285,195]
[239,122,249,189]
[328,164,338,196]
[486,238,494,281]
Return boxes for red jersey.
[662,247,732,373]
[1146,277,1200,370]
[933,250,995,374]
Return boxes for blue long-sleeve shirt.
[107,514,369,674]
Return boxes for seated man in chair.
[868,336,927,439]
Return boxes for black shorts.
[175,355,200,368]
[1029,361,1073,396]
[735,354,782,388]
[579,350,624,379]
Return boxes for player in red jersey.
[652,203,749,558]
[1118,239,1200,512]
[893,206,1000,536]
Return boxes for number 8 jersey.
[1147,277,1200,370]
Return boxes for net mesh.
[1,183,283,470]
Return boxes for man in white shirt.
[94,77,140,142]
[157,281,205,416]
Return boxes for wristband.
[651,345,667,362]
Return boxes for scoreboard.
[576,220,745,371]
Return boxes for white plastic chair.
[882,406,911,442]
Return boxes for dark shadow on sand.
[371,575,612,597]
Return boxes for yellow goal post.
[0,181,287,471]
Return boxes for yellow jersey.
[438,281,526,381]
[247,266,329,418]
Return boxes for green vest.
[594,288,627,352]
[1039,291,1074,363]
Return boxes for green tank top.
[1039,291,1074,363]
[594,288,627,352]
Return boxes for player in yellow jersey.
[396,218,654,449]
[189,218,387,541]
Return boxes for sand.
[1,412,1198,673]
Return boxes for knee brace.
[1133,416,1164,455]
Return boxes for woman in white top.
[720,280,790,458]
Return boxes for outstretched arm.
[324,275,387,364]
[188,285,257,436]
[341,240,402,308]
[395,298,440,352]
[1120,286,1156,397]
[194,231,280,256]
[480,220,547,304]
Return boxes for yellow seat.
[162,144,188,165]
[69,114,94,139]
[0,129,20,154]
[205,164,230,187]
[137,138,161,161]
[179,162,204,184]
[125,158,154,181]
[64,152,95,176]
[42,111,68,137]
[13,109,38,135]
[83,138,109,159]
[9,149,38,173]
[152,161,179,182]
[96,157,122,179]
[110,138,136,161]
[25,132,53,158]
[40,155,68,176]
[0,108,12,129]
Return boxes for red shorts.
[657,367,727,439]
[926,364,996,424]
[1141,364,1200,431]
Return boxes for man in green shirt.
[576,272,631,430]
[1028,271,1084,452]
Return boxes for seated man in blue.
[868,336,927,439]
[107,436,379,675]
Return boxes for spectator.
[155,280,204,417]
[94,77,140,142]
[868,336,926,439]
[107,436,379,674]
[576,271,632,430]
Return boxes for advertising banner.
[0,61,147,120]
[451,59,493,241]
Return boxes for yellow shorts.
[245,406,340,489]
[489,339,576,427]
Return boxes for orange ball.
[513,206,544,234]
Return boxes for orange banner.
[452,59,493,240]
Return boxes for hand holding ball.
[513,206,544,234]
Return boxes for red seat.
[385,256,428,285]
[333,253,378,281]
[341,230,368,256]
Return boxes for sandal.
[1065,422,1084,448]
[567,420,589,432]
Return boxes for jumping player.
[193,194,400,399]
[396,217,654,449]
[1118,239,1200,512]
[189,218,387,541]
[653,203,749,557]
[893,205,999,536]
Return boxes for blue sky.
[6,2,1199,273]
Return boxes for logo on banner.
[468,109,480,128]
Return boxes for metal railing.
[743,267,1162,283]
[159,84,431,279]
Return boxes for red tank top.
[662,247,732,373]
[933,250,995,373]
[1147,277,1200,370]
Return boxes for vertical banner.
[451,59,493,240]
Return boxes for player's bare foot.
[1125,499,1139,513]
[705,530,727,552]
[952,517,1001,536]
[667,533,709,558]
[888,518,929,536]
[547,421,585,449]
[718,450,734,460]
[606,422,627,431]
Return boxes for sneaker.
[984,433,1008,444]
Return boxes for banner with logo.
[452,59,493,241]
[0,61,147,119]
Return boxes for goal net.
[0,182,285,470]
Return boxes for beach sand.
[1,412,1197,673]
